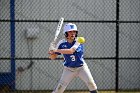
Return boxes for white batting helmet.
[63,23,78,34]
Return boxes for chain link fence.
[0,0,140,93]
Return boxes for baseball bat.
[48,17,64,52]
[53,17,64,42]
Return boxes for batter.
[48,23,98,93]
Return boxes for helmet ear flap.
[64,31,78,37]
[75,31,78,37]
[64,32,68,37]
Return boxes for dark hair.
[64,31,78,37]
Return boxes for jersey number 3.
[70,55,76,61]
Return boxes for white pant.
[52,63,97,93]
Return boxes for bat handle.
[53,38,57,42]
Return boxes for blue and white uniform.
[52,23,98,93]
[52,39,97,93]
[56,39,85,67]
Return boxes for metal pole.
[10,0,16,90]
[116,0,120,92]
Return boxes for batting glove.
[49,42,57,51]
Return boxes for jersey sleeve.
[71,42,80,52]
[75,44,83,52]
[54,40,64,55]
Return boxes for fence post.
[10,0,16,90]
[116,0,120,92]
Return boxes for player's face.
[67,30,77,40]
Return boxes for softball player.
[48,23,98,93]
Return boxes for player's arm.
[48,51,58,60]
[49,54,58,60]
[54,48,75,54]
[54,42,80,54]
[48,40,62,60]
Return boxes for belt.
[66,65,83,68]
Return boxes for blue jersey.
[56,39,85,67]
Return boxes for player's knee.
[59,80,68,87]
[87,81,97,90]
